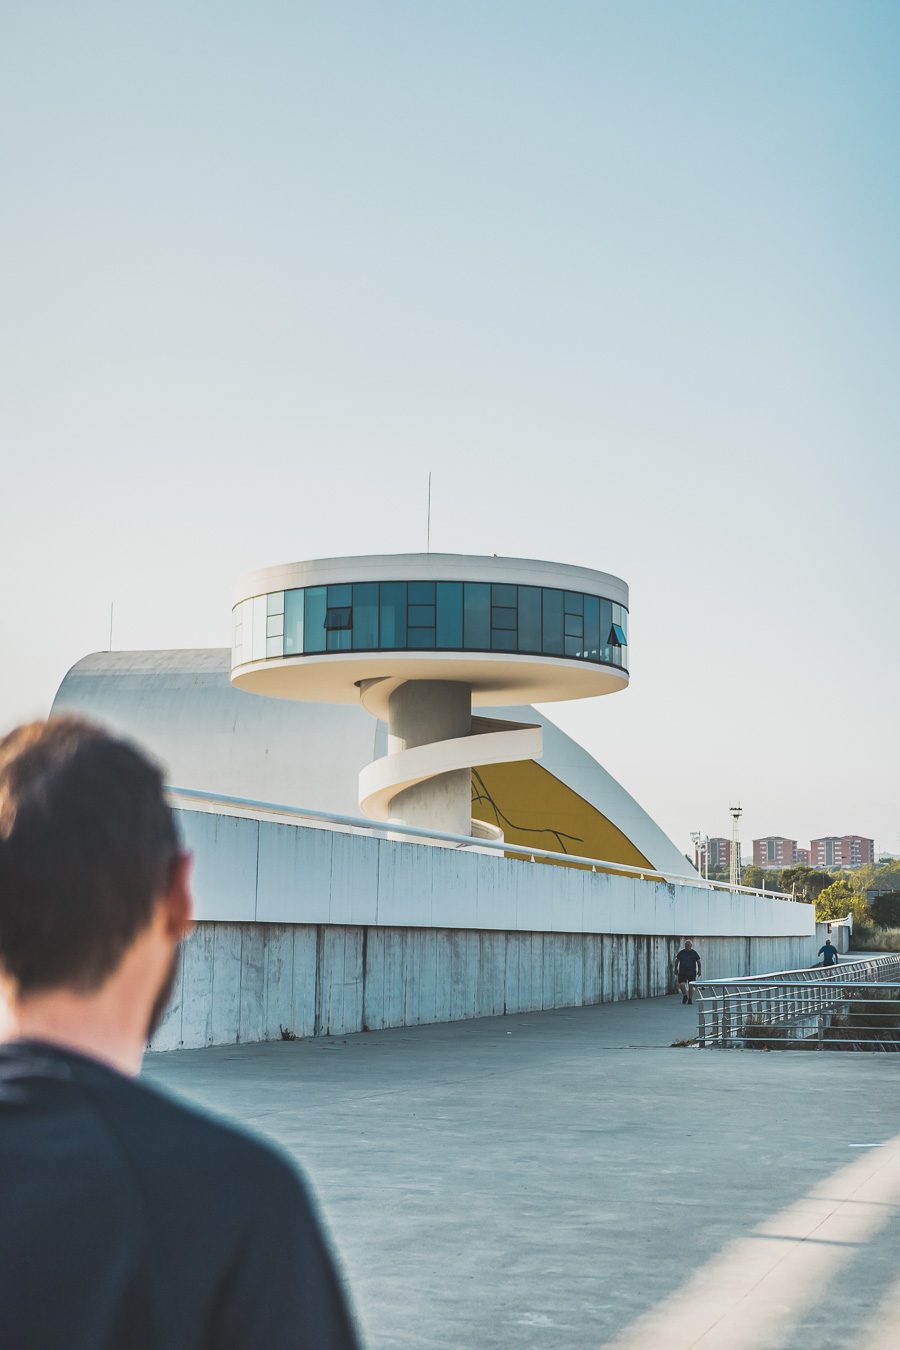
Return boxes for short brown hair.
[0,718,179,994]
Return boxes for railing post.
[817,1011,825,1051]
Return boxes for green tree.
[815,879,872,928]
[781,867,836,902]
[849,861,900,896]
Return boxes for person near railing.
[674,941,702,1004]
[818,938,839,967]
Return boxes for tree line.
[703,860,900,940]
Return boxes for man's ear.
[160,851,194,939]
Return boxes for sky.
[1,1,898,859]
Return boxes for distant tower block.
[230,554,630,840]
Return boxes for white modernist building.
[231,553,631,841]
[52,552,816,1050]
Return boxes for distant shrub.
[855,927,900,953]
[871,893,900,928]
[740,1015,789,1051]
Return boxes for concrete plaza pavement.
[146,993,900,1349]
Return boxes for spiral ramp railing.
[357,677,542,841]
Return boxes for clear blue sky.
[1,1,898,857]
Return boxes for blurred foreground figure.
[0,718,360,1350]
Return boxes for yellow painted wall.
[471,760,652,871]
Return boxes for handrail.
[697,959,881,987]
[165,785,796,901]
[694,956,900,1049]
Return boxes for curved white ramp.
[358,715,542,834]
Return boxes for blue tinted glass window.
[408,626,435,648]
[565,634,584,658]
[564,612,583,638]
[304,586,327,652]
[491,628,517,651]
[327,583,352,606]
[564,592,583,615]
[609,623,627,647]
[284,589,304,655]
[408,604,435,627]
[436,582,463,648]
[379,582,406,647]
[352,583,378,649]
[583,594,600,661]
[598,598,613,662]
[492,583,517,607]
[491,606,517,630]
[408,581,435,604]
[542,589,564,654]
[518,586,541,651]
[326,628,352,651]
[324,606,352,630]
[464,583,490,649]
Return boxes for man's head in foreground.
[0,717,192,1072]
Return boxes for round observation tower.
[230,554,630,840]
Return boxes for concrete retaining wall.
[177,809,815,939]
[149,922,817,1051]
[147,810,816,1051]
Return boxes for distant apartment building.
[809,836,875,869]
[707,837,735,870]
[796,848,810,867]
[753,837,798,869]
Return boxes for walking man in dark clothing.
[0,718,360,1350]
[674,940,702,1003]
[819,938,839,967]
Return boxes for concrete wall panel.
[291,925,318,1039]
[449,930,474,1023]
[150,943,185,1051]
[362,927,384,1030]
[238,925,267,1044]
[210,924,243,1046]
[263,924,294,1039]
[256,822,332,924]
[382,929,405,1028]
[182,812,258,922]
[181,923,215,1047]
[330,832,380,927]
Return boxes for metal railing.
[166,785,797,902]
[694,956,900,1050]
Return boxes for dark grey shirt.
[675,948,701,979]
[0,1041,360,1350]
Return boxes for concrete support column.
[387,680,472,834]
